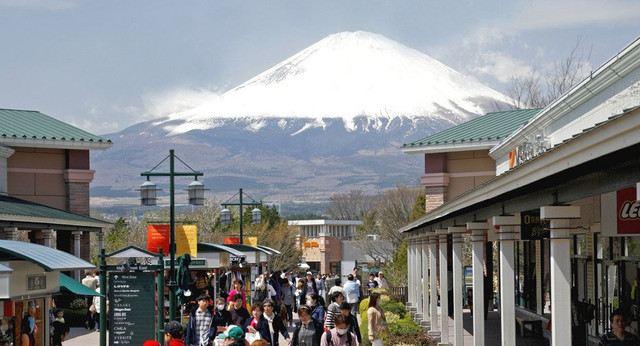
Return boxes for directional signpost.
[108,271,156,346]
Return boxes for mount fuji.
[91,31,512,211]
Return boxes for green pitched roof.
[0,195,111,230]
[403,108,541,149]
[0,108,111,148]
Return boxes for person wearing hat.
[185,294,215,346]
[218,325,246,346]
[164,320,185,346]
[291,305,323,346]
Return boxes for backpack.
[254,287,268,303]
[326,330,353,346]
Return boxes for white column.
[72,231,83,279]
[41,229,56,248]
[541,206,580,346]
[449,227,466,346]
[437,229,450,344]
[493,215,520,346]
[414,240,422,313]
[468,223,487,346]
[2,227,18,240]
[417,239,424,319]
[0,146,15,195]
[421,238,430,325]
[408,240,414,309]
[429,235,440,335]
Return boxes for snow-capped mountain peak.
[162,31,511,135]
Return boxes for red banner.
[223,237,240,245]
[617,187,640,234]
[147,224,170,255]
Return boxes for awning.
[257,245,281,255]
[107,245,158,258]
[0,240,95,271]
[198,243,246,258]
[59,273,100,296]
[0,195,111,231]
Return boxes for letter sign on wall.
[617,187,640,234]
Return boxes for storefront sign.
[520,209,550,240]
[26,275,46,291]
[108,271,155,346]
[601,186,640,236]
[508,135,550,169]
[147,224,198,257]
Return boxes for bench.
[515,315,543,338]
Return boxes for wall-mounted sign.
[601,187,640,236]
[520,209,550,240]
[509,135,550,169]
[27,275,46,291]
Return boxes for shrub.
[381,299,406,317]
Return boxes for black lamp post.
[139,149,204,321]
[220,188,262,243]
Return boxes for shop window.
[516,241,538,312]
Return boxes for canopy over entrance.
[60,273,100,296]
[0,239,95,271]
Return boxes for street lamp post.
[220,188,262,243]
[139,149,204,321]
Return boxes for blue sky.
[0,0,638,134]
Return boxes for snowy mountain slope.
[162,31,511,135]
[91,31,512,208]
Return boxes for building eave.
[0,138,112,150]
[0,213,111,230]
[401,141,498,154]
[490,36,640,159]
[401,106,640,233]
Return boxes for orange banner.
[223,237,240,245]
[147,224,198,257]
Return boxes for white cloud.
[471,52,535,83]
[0,0,78,10]
[514,0,640,31]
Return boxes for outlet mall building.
[399,36,640,346]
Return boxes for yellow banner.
[176,224,198,257]
[243,236,258,246]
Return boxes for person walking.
[262,299,290,345]
[81,271,98,330]
[281,277,295,326]
[366,293,386,346]
[244,303,271,345]
[598,309,640,345]
[291,305,323,346]
[342,275,360,316]
[320,315,359,346]
[374,272,389,290]
[212,297,232,337]
[92,285,101,331]
[324,292,345,330]
[185,294,215,346]
[164,320,186,346]
[339,302,361,344]
[306,294,326,324]
[229,294,251,327]
[50,309,69,346]
[227,280,247,308]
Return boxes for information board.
[108,271,156,346]
[520,209,550,240]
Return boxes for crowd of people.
[141,269,389,346]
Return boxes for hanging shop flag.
[147,224,198,256]
[147,224,170,255]
[243,236,258,246]
[520,209,550,240]
[601,186,640,236]
[224,237,241,245]
[176,224,198,257]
